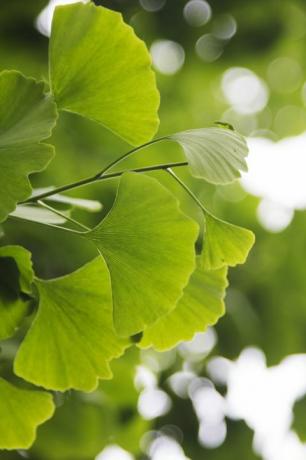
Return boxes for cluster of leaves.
[0,1,254,452]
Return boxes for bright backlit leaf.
[201,212,255,270]
[0,70,57,222]
[86,172,198,337]
[140,260,228,350]
[170,127,248,184]
[49,2,160,146]
[14,258,128,392]
[0,245,34,339]
[0,377,54,450]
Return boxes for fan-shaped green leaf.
[0,70,57,222]
[0,377,54,450]
[14,257,128,392]
[49,2,159,146]
[140,260,228,350]
[85,172,198,337]
[0,245,34,340]
[170,127,248,184]
[201,212,255,270]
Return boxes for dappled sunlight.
[242,132,306,231]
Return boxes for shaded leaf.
[170,127,248,184]
[86,172,198,337]
[201,212,255,270]
[0,377,54,450]
[0,245,34,294]
[0,246,34,340]
[140,260,228,350]
[49,2,159,146]
[0,70,57,222]
[14,258,128,392]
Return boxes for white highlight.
[241,132,306,231]
[96,445,134,460]
[151,40,185,75]
[224,348,306,460]
[36,0,88,37]
[222,67,269,114]
[138,388,172,420]
[183,0,212,27]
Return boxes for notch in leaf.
[85,172,199,337]
[0,70,57,223]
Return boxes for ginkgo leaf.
[0,70,57,222]
[0,245,34,340]
[201,212,255,270]
[85,172,198,337]
[49,2,160,146]
[14,257,128,392]
[0,377,54,450]
[170,127,248,184]
[140,260,228,350]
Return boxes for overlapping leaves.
[85,172,198,337]
[0,0,256,453]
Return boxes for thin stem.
[37,200,90,231]
[96,137,167,177]
[166,168,208,214]
[22,161,188,204]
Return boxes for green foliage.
[202,212,255,270]
[0,70,57,222]
[140,259,228,350]
[0,377,54,450]
[0,0,255,452]
[86,172,198,337]
[49,2,160,146]
[15,257,128,392]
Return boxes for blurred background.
[1,0,306,459]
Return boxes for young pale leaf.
[86,172,198,337]
[201,212,255,270]
[49,2,160,146]
[14,257,128,392]
[140,260,228,350]
[0,70,57,222]
[0,377,54,450]
[170,127,248,184]
[10,205,68,225]
[0,246,34,339]
[31,188,103,212]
